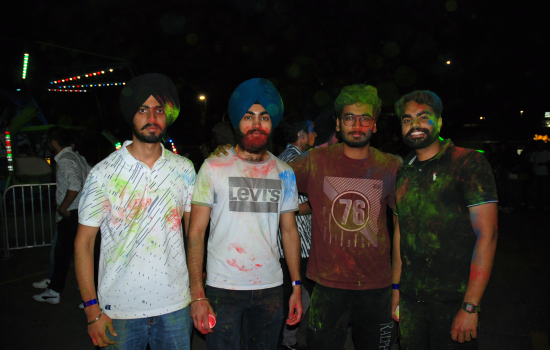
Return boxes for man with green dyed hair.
[392,90,498,349]
[74,73,196,349]
[289,83,400,349]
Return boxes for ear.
[372,119,378,134]
[335,118,341,132]
[51,140,59,149]
[437,117,442,131]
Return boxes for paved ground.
[1,207,549,349]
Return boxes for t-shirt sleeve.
[288,151,311,193]
[460,151,498,207]
[279,167,299,214]
[182,160,197,212]
[191,161,214,208]
[78,169,110,227]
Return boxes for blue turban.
[228,78,284,130]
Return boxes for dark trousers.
[48,210,79,293]
[399,292,479,350]
[205,285,283,350]
[306,284,396,350]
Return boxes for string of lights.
[50,68,114,84]
[48,89,87,92]
[168,139,178,154]
[22,53,29,79]
[51,82,126,89]
[5,131,13,172]
[115,142,122,150]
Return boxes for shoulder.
[88,149,123,175]
[371,147,401,170]
[164,150,194,169]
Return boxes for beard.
[402,127,439,150]
[339,128,373,148]
[132,122,166,144]
[235,127,271,154]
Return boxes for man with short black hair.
[278,113,316,350]
[392,90,498,349]
[289,84,400,350]
[33,127,91,304]
[75,73,196,349]
[188,78,303,350]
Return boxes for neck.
[343,142,371,160]
[236,144,268,162]
[290,141,306,153]
[127,138,163,169]
[414,139,441,161]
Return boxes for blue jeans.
[205,285,283,350]
[108,307,192,350]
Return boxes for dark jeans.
[48,210,79,293]
[205,285,283,350]
[399,292,479,350]
[108,307,192,350]
[307,284,396,350]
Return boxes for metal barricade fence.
[2,183,57,259]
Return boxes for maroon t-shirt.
[289,144,400,290]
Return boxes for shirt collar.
[403,138,455,167]
[285,143,302,154]
[54,146,73,162]
[120,140,167,166]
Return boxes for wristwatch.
[462,302,481,313]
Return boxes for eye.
[262,116,270,121]
[156,109,164,114]
[402,119,411,124]
[139,108,147,113]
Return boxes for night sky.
[2,0,548,160]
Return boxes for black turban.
[119,73,180,126]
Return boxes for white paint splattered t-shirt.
[192,148,299,290]
[78,141,196,319]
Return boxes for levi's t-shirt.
[289,144,400,290]
[192,148,299,290]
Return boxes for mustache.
[141,123,162,131]
[245,128,269,136]
[406,127,430,137]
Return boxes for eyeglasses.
[340,115,376,127]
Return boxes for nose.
[411,118,420,128]
[147,110,157,124]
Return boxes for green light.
[439,136,444,141]
[476,150,485,153]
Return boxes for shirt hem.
[281,207,300,214]
[206,280,283,291]
[466,200,498,207]
[310,275,391,290]
[103,297,191,320]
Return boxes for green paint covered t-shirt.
[395,139,497,303]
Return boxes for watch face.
[465,304,473,312]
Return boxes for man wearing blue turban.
[187,78,303,350]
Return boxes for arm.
[391,214,401,322]
[75,224,116,347]
[187,204,215,334]
[279,211,303,326]
[451,202,498,343]
[58,190,78,217]
[298,201,311,215]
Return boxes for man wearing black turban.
[75,73,196,349]
[187,78,303,350]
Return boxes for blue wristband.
[392,284,399,290]
[83,299,98,308]
[291,280,301,287]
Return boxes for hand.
[391,289,400,322]
[209,144,232,158]
[87,310,116,347]
[191,300,216,334]
[58,208,71,218]
[287,286,303,326]
[451,309,478,343]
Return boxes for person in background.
[33,127,91,304]
[278,112,316,350]
[313,110,339,148]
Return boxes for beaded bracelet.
[87,309,104,325]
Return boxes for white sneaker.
[32,278,50,289]
[33,289,60,304]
